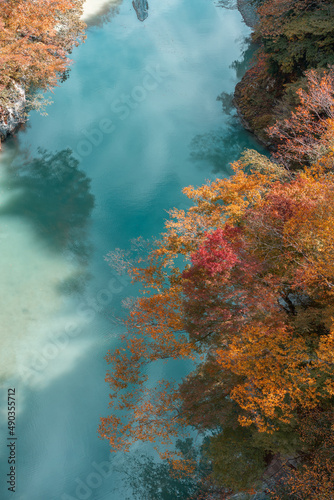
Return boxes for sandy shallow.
[82,0,122,21]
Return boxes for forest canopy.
[234,0,334,145]
[99,68,334,499]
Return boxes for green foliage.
[121,438,214,500]
[206,427,267,490]
[234,0,334,144]
[264,9,334,76]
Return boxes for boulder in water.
[132,0,149,21]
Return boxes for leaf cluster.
[0,0,86,121]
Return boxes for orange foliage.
[0,0,85,116]
[268,68,334,167]
[100,146,334,465]
[270,407,334,499]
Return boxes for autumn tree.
[233,0,334,144]
[268,68,334,167]
[178,159,334,428]
[0,0,86,126]
[99,144,334,492]
[269,407,334,499]
[98,14,334,486]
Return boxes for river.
[0,0,261,498]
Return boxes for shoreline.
[0,0,120,146]
[233,0,264,146]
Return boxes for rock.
[0,84,26,144]
[233,80,273,149]
[237,0,259,28]
[132,0,149,22]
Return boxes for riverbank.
[233,0,269,147]
[0,1,85,149]
[0,0,120,148]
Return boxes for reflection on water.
[215,0,237,9]
[189,38,265,175]
[0,147,94,263]
[190,123,265,175]
[120,438,212,500]
[230,36,257,80]
[0,146,94,381]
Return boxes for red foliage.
[191,227,240,276]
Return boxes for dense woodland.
[235,0,334,145]
[99,0,334,498]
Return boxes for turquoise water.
[0,1,262,498]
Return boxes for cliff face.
[237,0,258,28]
[233,1,273,147]
[0,84,26,146]
[233,78,274,148]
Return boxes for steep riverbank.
[0,1,85,148]
[233,0,334,150]
[233,0,270,147]
[0,84,25,146]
